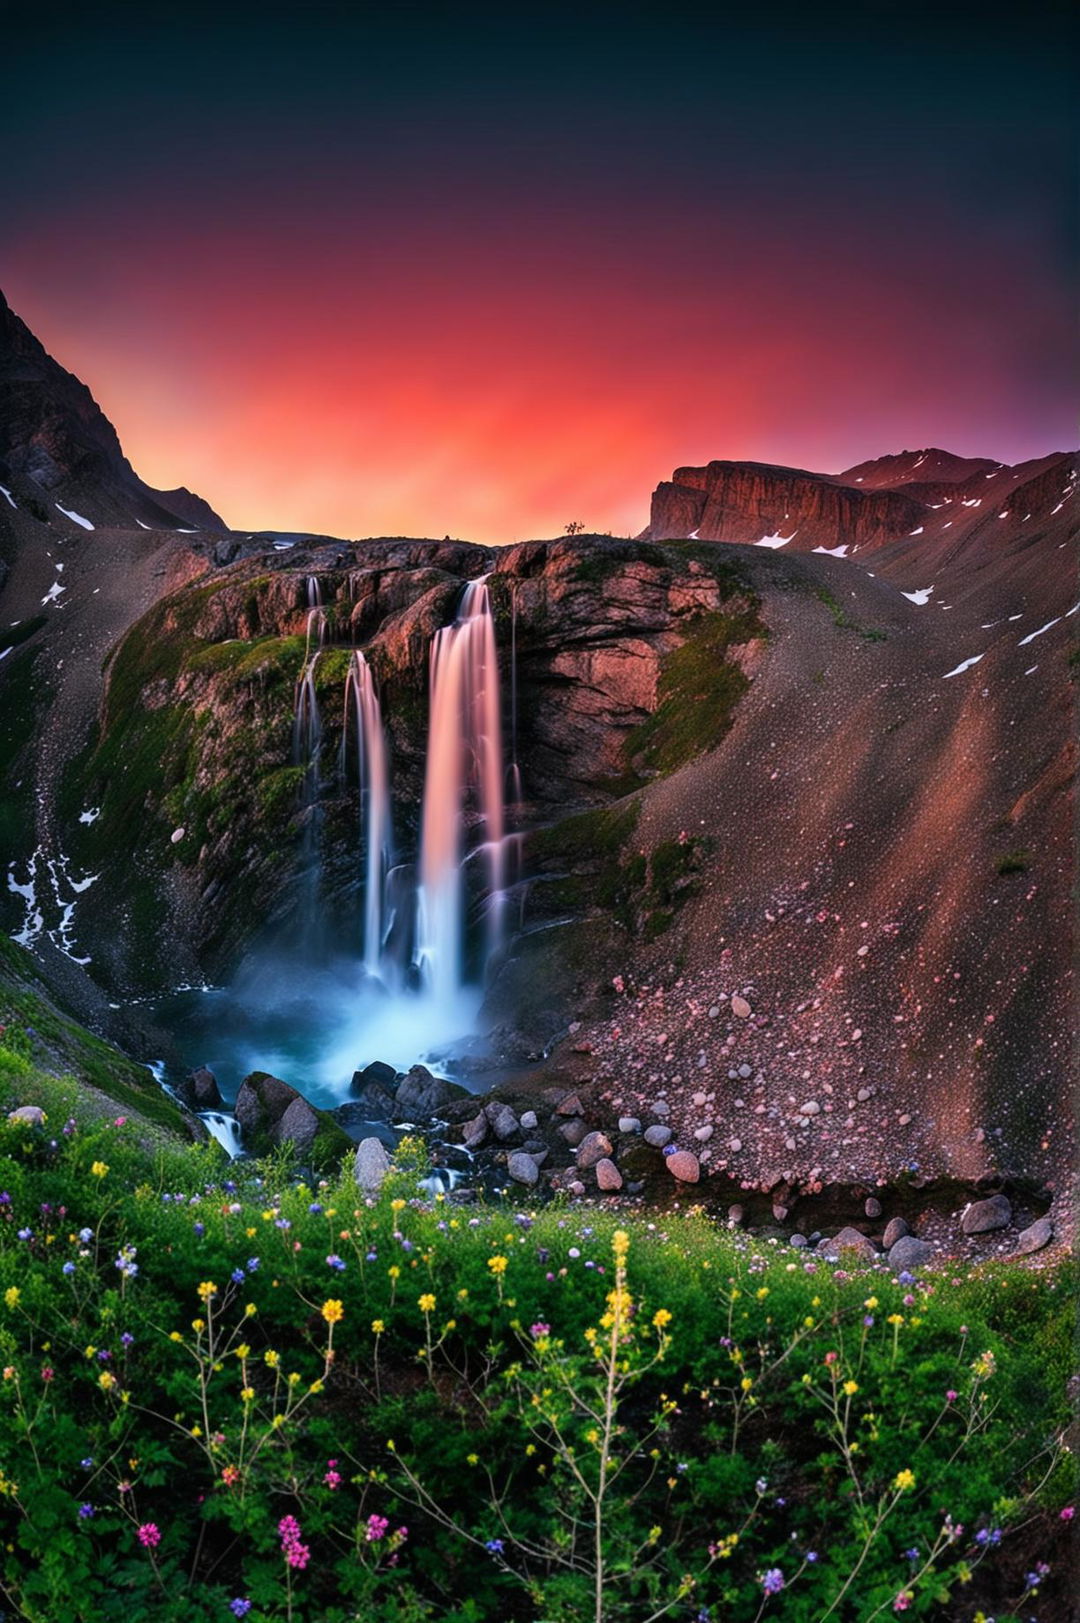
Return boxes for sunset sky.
[2,1,1074,544]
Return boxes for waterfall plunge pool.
[146,958,487,1113]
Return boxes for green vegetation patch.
[624,605,764,777]
[996,850,1032,877]
[814,585,888,641]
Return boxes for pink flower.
[323,1463,342,1490]
[137,1523,161,1548]
[366,1513,390,1543]
[285,1542,310,1569]
[945,1390,958,1402]
[1061,1506,1075,1521]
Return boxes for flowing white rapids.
[342,651,393,977]
[292,607,326,940]
[415,580,505,1004]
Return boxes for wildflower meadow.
[0,1081,1074,1621]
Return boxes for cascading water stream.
[341,651,393,977]
[415,580,506,1005]
[293,606,326,942]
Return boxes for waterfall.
[306,575,322,608]
[415,580,505,1003]
[341,651,393,977]
[293,607,326,939]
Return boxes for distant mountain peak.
[0,289,226,532]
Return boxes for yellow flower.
[740,1377,753,1392]
[487,1255,508,1276]
[388,1265,400,1281]
[244,1303,257,1317]
[652,1308,673,1329]
[887,1313,904,1327]
[613,1229,630,1261]
[240,1387,255,1403]
[235,1344,250,1361]
[321,1299,344,1324]
[98,1371,117,1391]
[864,1296,879,1310]
[3,1288,19,1310]
[755,1287,769,1300]
[843,1380,859,1396]
[971,1350,997,1379]
[893,1469,916,1492]
[418,1294,436,1313]
[90,1161,109,1179]
[264,1350,280,1368]
[191,1318,205,1333]
[372,1319,385,1334]
[308,1378,324,1394]
[391,1199,406,1213]
[168,1331,183,1343]
[197,1281,218,1301]
[466,1453,478,1466]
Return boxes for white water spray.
[342,651,393,976]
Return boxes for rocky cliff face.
[643,460,925,549]
[642,449,1078,581]
[0,288,225,532]
[60,534,764,988]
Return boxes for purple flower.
[78,1503,95,1519]
[78,1227,93,1242]
[229,1602,252,1618]
[762,1568,785,1595]
[308,1202,323,1214]
[530,1322,551,1338]
[193,1222,205,1237]
[326,1254,346,1271]
[120,1333,135,1348]
[62,1261,76,1275]
[17,1228,32,1241]
[485,1538,505,1554]
[246,1257,260,1272]
[274,1218,291,1231]
[231,1269,245,1284]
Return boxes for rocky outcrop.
[233,1071,351,1168]
[642,460,925,550]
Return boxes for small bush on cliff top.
[0,1042,1073,1623]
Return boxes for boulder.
[644,1124,672,1148]
[556,1093,584,1116]
[462,1112,488,1150]
[519,1110,539,1131]
[666,1150,700,1183]
[731,995,752,1019]
[235,1072,301,1138]
[887,1236,934,1272]
[7,1105,45,1126]
[354,1136,391,1193]
[508,1152,540,1187]
[234,1071,349,1169]
[174,1066,223,1111]
[618,1116,641,1135]
[961,1194,1012,1236]
[595,1158,623,1191]
[485,1102,520,1142]
[818,1226,877,1262]
[353,1060,398,1092]
[882,1216,909,1249]
[273,1096,321,1158]
[1016,1216,1054,1255]
[576,1131,613,1169]
[864,1197,882,1219]
[558,1118,588,1147]
[393,1065,454,1121]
